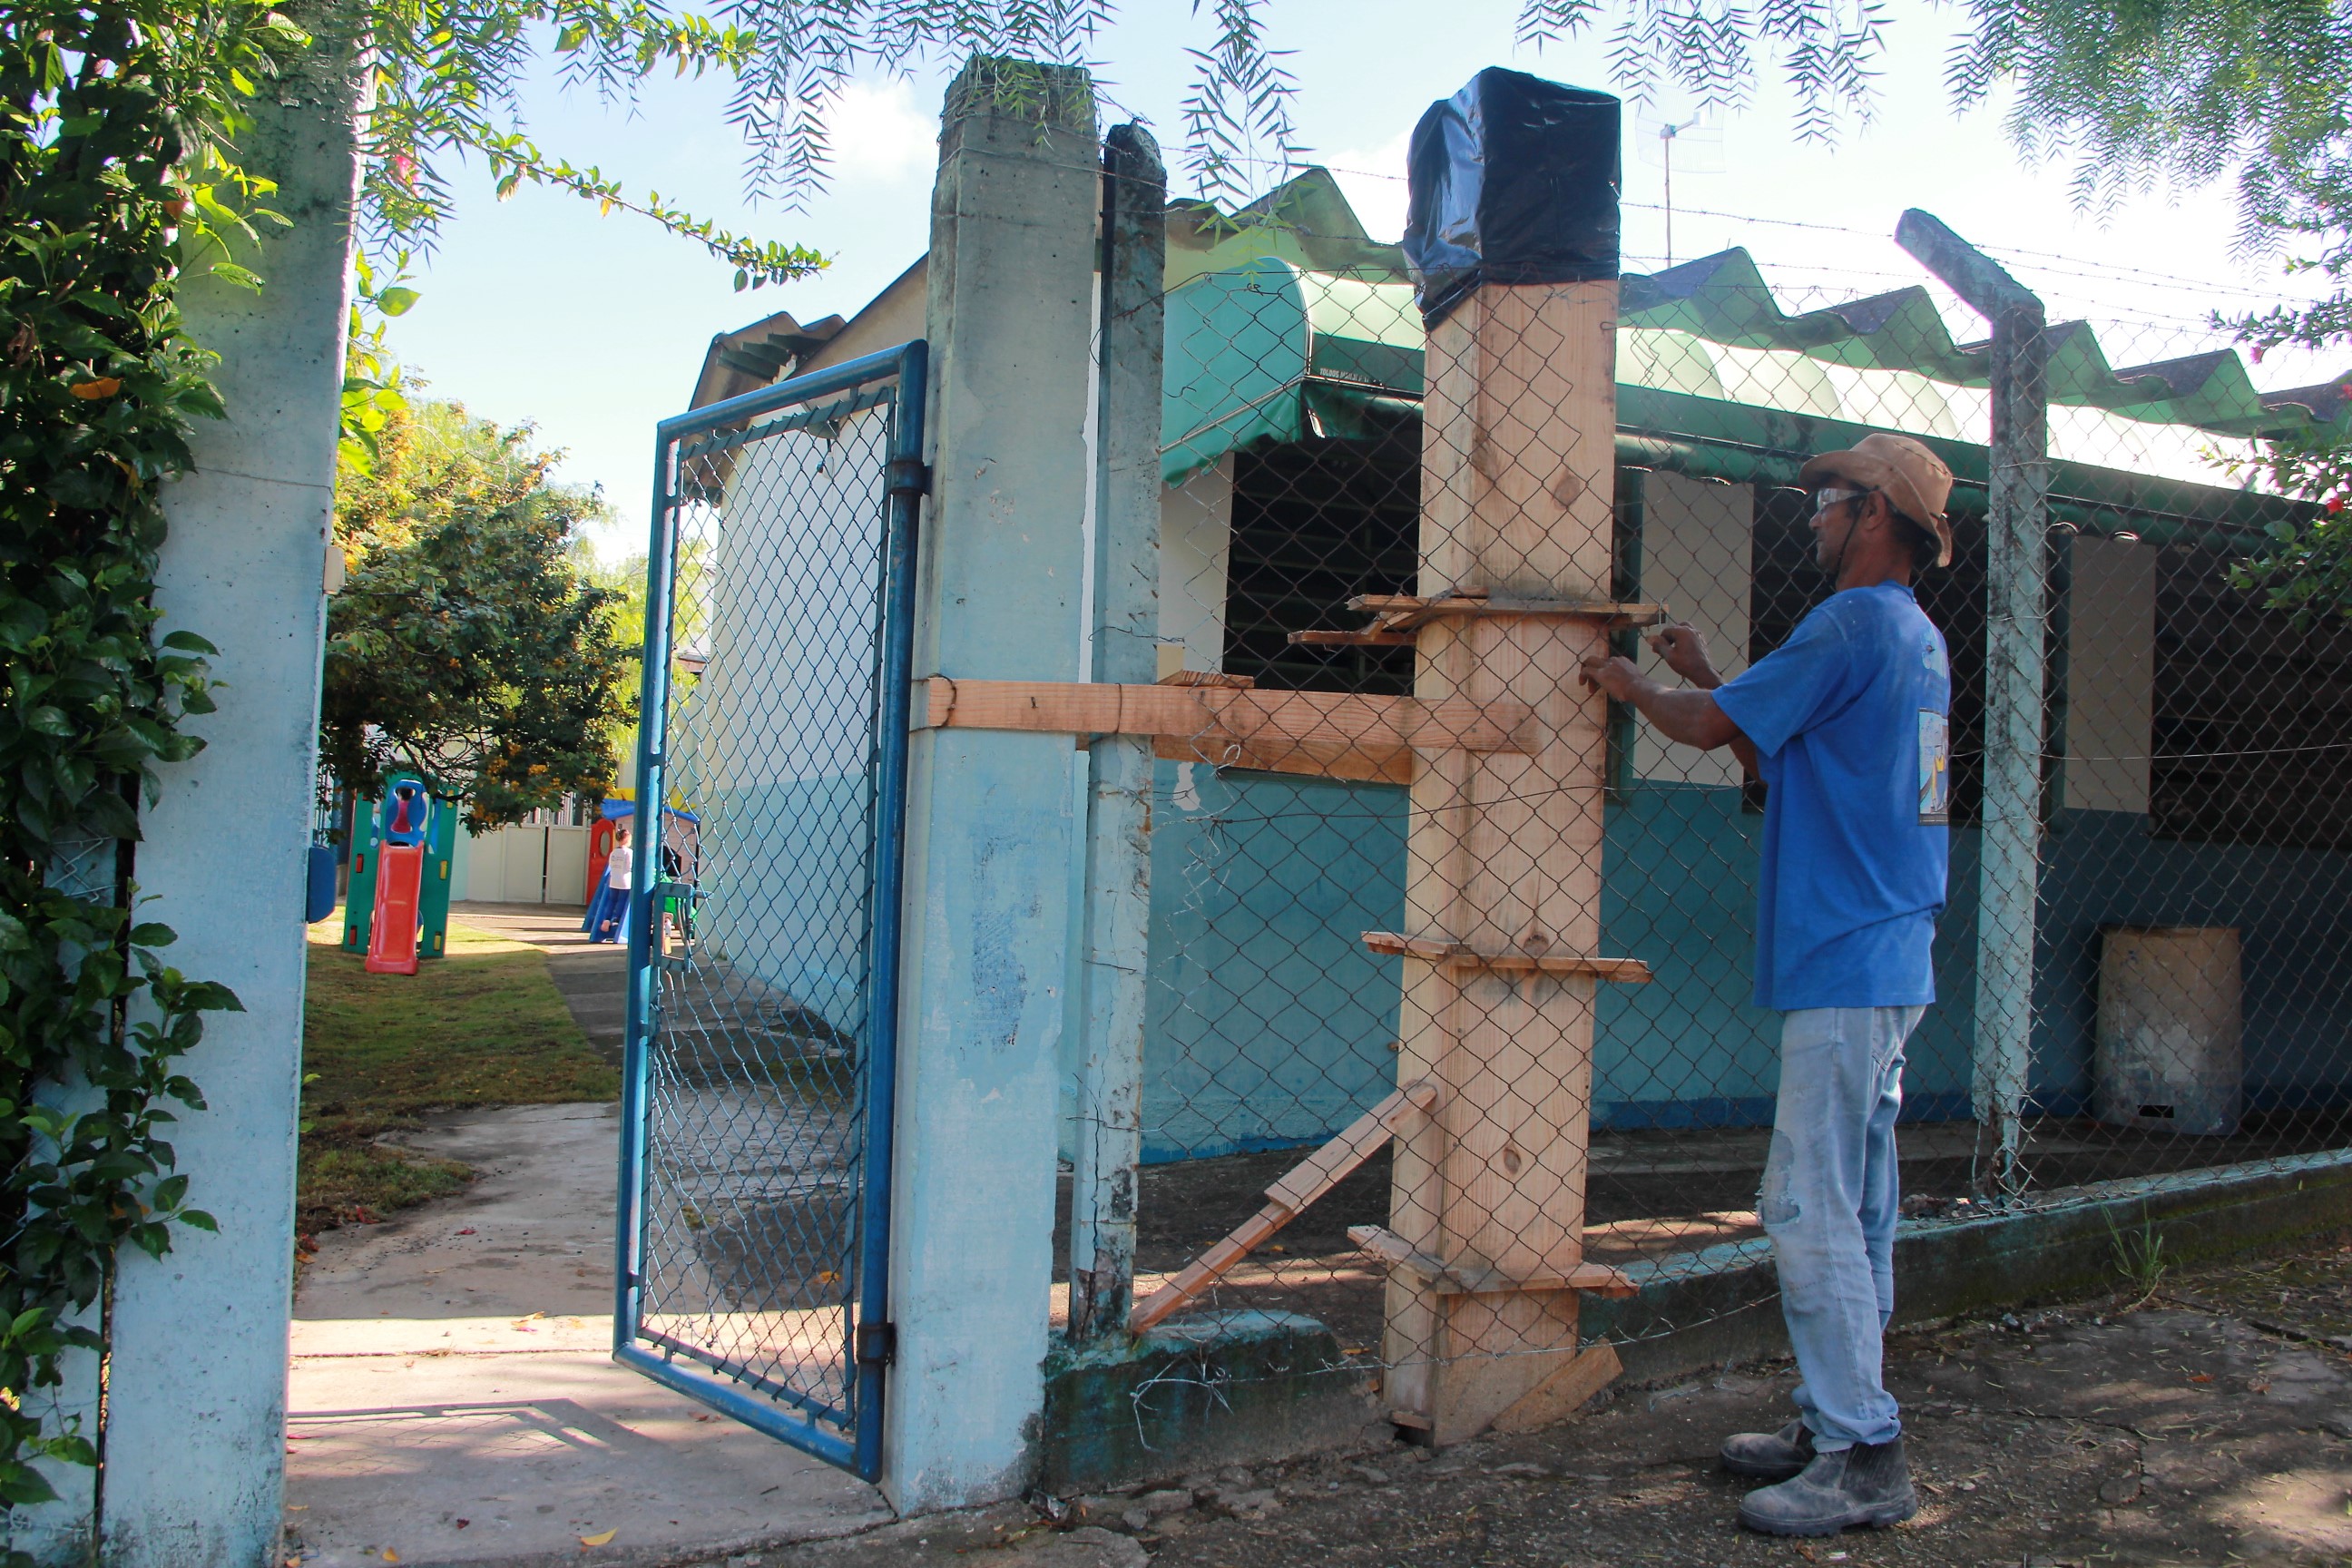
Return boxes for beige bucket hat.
[1798,432,1955,568]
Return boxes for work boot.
[1737,1436,1917,1536]
[1718,1416,1815,1482]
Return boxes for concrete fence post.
[884,57,1100,1510]
[85,29,363,1568]
[1896,210,2050,1205]
[1068,122,1166,1343]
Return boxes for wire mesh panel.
[616,342,925,1481]
[1080,175,2352,1431]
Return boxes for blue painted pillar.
[882,58,1100,1511]
[93,44,361,1568]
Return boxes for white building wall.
[670,401,895,1027]
[1635,471,1753,789]
[1157,456,1233,678]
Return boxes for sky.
[381,0,2340,558]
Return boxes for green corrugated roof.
[1159,245,2343,503]
[1617,249,2315,436]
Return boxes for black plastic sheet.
[1403,67,1622,325]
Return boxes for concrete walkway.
[287,905,897,1568]
[286,1103,896,1566]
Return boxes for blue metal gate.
[615,342,926,1481]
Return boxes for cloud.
[1321,130,1413,242]
[826,79,938,185]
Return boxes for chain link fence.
[1059,180,2352,1405]
[619,347,921,1475]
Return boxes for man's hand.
[1580,652,1643,701]
[1648,622,1720,688]
[1580,645,1749,758]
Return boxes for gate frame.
[612,339,929,1483]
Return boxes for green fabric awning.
[1161,258,1423,485]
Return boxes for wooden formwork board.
[918,675,1537,786]
[1379,279,1629,1445]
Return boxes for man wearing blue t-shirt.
[1582,432,1955,1538]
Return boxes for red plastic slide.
[365,842,426,975]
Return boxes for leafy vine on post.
[0,0,293,1542]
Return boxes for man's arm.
[1581,634,1761,773]
[1640,622,1761,773]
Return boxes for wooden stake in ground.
[1377,70,1637,1445]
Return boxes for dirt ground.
[730,1233,2352,1568]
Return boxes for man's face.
[1809,485,1869,571]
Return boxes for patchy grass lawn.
[299,909,618,1239]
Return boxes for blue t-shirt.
[1710,583,1951,1011]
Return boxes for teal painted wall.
[1142,761,1404,1161]
[1132,768,1984,1161]
[1134,777,2352,1162]
[2032,807,2352,1112]
[695,775,874,1039]
[1594,784,1977,1127]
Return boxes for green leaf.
[78,790,141,841]
[376,287,421,317]
[0,1460,64,1506]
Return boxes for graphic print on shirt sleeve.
[1918,710,1950,826]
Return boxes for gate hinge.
[856,1322,897,1367]
[887,458,932,498]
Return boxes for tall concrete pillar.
[884,58,1100,1511]
[1895,210,2049,1206]
[1068,122,1166,1342]
[94,35,361,1568]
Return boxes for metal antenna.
[1638,113,1720,268]
[1661,119,1679,267]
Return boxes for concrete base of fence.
[1590,1148,2352,1385]
[1038,1310,1385,1494]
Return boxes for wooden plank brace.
[917,677,1535,756]
[1127,1079,1439,1334]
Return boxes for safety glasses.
[1811,485,1872,518]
